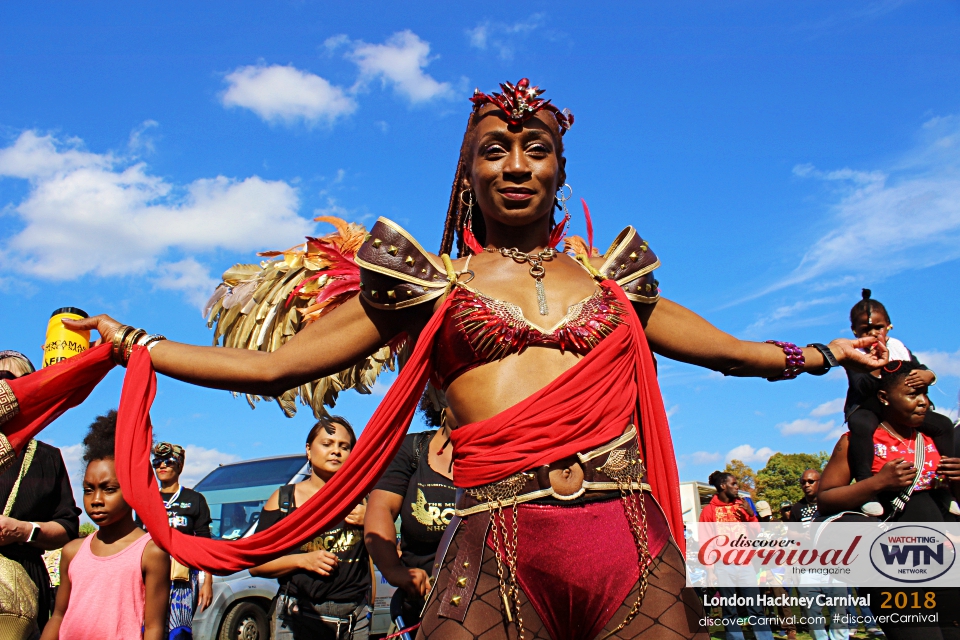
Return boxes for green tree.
[723,459,756,497]
[755,452,825,508]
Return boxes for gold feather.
[205,216,405,418]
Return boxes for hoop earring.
[459,190,484,254]
[549,183,572,249]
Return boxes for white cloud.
[222,64,356,125]
[179,445,241,488]
[759,114,960,296]
[57,441,239,514]
[745,296,844,333]
[777,418,838,436]
[342,30,452,103]
[810,397,845,417]
[153,258,219,310]
[725,444,776,465]
[915,348,960,378]
[466,14,545,60]
[691,451,722,465]
[0,130,313,301]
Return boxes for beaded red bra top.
[431,284,628,390]
[353,217,662,390]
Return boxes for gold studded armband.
[354,217,450,310]
[599,226,661,304]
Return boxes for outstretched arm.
[638,298,887,378]
[67,294,431,397]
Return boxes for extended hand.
[62,314,124,347]
[828,337,889,372]
[0,516,30,546]
[384,566,432,598]
[298,549,339,576]
[877,458,916,491]
[345,503,366,527]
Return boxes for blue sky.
[1,1,959,496]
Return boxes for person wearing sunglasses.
[150,442,213,640]
[787,469,821,523]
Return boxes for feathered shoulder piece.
[203,216,404,418]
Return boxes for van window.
[194,456,307,540]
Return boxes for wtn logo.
[870,526,956,583]
[879,543,944,566]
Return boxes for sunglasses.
[799,479,817,485]
[151,457,180,469]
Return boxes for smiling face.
[83,458,131,527]
[463,107,565,236]
[306,422,354,481]
[879,377,929,429]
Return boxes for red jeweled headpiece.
[470,78,574,134]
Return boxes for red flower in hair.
[471,78,574,133]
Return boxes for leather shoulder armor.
[354,217,449,309]
[598,226,661,303]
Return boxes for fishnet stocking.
[417,534,707,640]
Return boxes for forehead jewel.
[470,78,574,134]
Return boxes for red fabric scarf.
[1,281,683,573]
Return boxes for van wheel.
[218,601,268,640]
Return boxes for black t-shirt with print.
[159,487,212,537]
[255,486,370,605]
[789,498,818,523]
[375,431,457,573]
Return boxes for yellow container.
[43,307,90,368]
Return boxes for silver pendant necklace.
[485,246,557,315]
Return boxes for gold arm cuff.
[0,380,19,427]
[0,433,15,475]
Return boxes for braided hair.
[438,106,567,258]
[849,288,890,326]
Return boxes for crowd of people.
[0,78,952,640]
[697,291,960,640]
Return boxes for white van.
[190,454,396,640]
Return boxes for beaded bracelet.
[765,340,805,381]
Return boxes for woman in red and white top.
[820,360,960,523]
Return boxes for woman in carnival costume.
[51,78,889,640]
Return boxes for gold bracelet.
[122,329,147,366]
[111,325,134,365]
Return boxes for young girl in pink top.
[41,411,170,640]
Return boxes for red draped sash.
[1,280,683,573]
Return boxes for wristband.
[27,522,40,543]
[806,342,839,376]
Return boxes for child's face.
[83,458,131,527]
[852,311,890,341]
